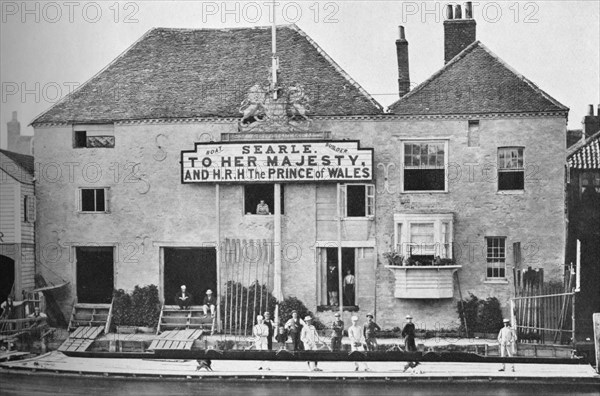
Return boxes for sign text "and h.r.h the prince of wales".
[181,141,373,183]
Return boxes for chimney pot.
[465,2,473,18]
[12,111,17,121]
[398,25,405,40]
[445,4,454,20]
[443,5,477,63]
[454,5,462,19]
[588,104,595,116]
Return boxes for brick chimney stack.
[7,111,20,150]
[396,25,410,98]
[582,104,600,139]
[444,2,477,64]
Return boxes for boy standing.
[330,312,344,351]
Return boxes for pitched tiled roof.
[0,149,34,183]
[568,131,600,169]
[32,25,382,125]
[389,41,568,115]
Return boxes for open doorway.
[76,247,114,304]
[0,255,15,304]
[163,248,216,305]
[325,248,356,307]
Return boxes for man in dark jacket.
[175,285,192,309]
[264,311,275,350]
[284,310,305,351]
[401,314,420,372]
[363,313,381,351]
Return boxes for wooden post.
[273,184,282,301]
[337,183,343,315]
[593,313,600,374]
[571,291,576,346]
[510,298,517,330]
[216,184,221,332]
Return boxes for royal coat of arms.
[239,73,311,132]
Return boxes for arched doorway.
[0,255,15,304]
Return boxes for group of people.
[326,266,355,306]
[251,310,420,372]
[175,285,216,318]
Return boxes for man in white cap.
[175,285,192,310]
[498,318,517,372]
[202,289,216,317]
[300,315,322,371]
[348,315,369,371]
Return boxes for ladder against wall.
[157,305,215,334]
[67,303,113,333]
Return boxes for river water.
[1,373,598,396]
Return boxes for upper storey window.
[402,141,447,192]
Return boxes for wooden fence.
[511,271,576,345]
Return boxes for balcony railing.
[384,253,460,299]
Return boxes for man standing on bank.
[301,315,322,371]
[401,314,420,372]
[330,312,344,352]
[263,311,275,351]
[175,285,192,310]
[348,315,369,371]
[363,313,381,351]
[253,315,270,371]
[498,318,517,372]
[284,310,305,351]
[202,289,216,318]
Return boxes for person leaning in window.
[256,200,270,215]
[363,313,381,351]
[330,312,344,352]
[175,285,192,310]
[401,314,420,372]
[284,310,305,351]
[202,289,216,318]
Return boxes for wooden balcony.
[386,265,461,299]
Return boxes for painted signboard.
[181,141,373,183]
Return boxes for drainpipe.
[337,184,343,314]
[215,184,221,332]
[273,184,282,301]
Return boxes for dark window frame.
[402,141,447,192]
[243,184,284,215]
[80,188,108,213]
[74,131,87,148]
[486,236,506,279]
[344,184,374,218]
[498,147,525,191]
